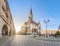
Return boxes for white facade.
[21,8,41,35]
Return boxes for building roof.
[25,20,39,25]
[31,20,39,25]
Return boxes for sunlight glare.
[15,26,21,33]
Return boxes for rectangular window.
[0,1,1,5]
[6,13,8,18]
[2,5,5,12]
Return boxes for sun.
[15,26,21,33]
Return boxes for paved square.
[1,35,60,46]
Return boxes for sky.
[8,0,60,32]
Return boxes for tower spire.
[30,8,32,15]
[28,8,33,21]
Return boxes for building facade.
[0,0,15,38]
[21,8,41,35]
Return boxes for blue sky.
[8,0,60,31]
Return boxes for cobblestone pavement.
[0,35,15,46]
[0,35,11,45]
[1,35,60,46]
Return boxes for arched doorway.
[32,28,37,33]
[2,25,8,35]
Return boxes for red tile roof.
[25,20,39,25]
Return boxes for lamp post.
[44,20,50,37]
[58,25,60,31]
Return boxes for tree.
[17,29,27,35]
[55,31,60,35]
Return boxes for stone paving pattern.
[0,35,60,46]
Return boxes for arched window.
[2,25,8,35]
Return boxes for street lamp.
[44,20,50,37]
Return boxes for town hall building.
[21,8,41,35]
